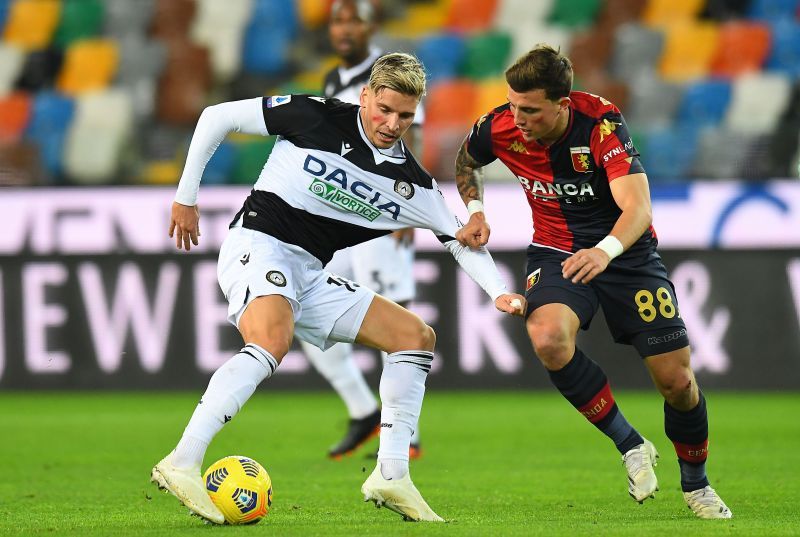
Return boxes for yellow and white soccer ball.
[203,456,272,524]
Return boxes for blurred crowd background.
[0,0,799,188]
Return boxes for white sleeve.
[442,239,508,301]
[174,97,268,206]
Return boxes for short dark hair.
[330,0,375,24]
[505,44,573,100]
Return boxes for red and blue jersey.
[466,91,657,256]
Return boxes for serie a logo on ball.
[203,456,273,524]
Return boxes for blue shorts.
[524,245,689,357]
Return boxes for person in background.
[301,0,425,460]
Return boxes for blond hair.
[368,52,426,99]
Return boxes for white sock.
[380,458,408,481]
[377,350,432,478]
[172,343,278,469]
[301,340,378,419]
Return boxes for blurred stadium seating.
[0,0,799,186]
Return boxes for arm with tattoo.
[454,139,491,248]
[455,140,486,207]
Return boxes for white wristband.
[467,200,484,215]
[595,235,624,260]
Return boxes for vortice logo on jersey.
[266,270,287,287]
[598,118,621,141]
[394,180,414,199]
[526,268,541,290]
[303,155,401,220]
[266,95,291,108]
[309,179,381,221]
[602,139,634,163]
[570,146,593,172]
[507,140,529,154]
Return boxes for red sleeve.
[465,112,497,166]
[590,110,645,181]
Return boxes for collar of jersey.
[338,46,382,87]
[356,108,407,166]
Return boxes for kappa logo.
[266,95,291,108]
[526,268,541,290]
[507,140,528,154]
[598,118,621,142]
[340,141,353,157]
[266,270,287,287]
[394,180,414,199]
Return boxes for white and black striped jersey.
[174,95,508,299]
[235,95,450,265]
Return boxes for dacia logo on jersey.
[507,140,528,154]
[570,146,593,173]
[303,155,401,220]
[526,268,541,290]
[598,118,621,142]
[266,95,291,108]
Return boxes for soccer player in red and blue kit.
[454,44,731,519]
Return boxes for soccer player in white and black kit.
[151,53,526,524]
[301,0,426,460]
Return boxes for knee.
[412,322,436,351]
[527,322,573,369]
[657,368,696,406]
[241,326,292,360]
[391,318,435,353]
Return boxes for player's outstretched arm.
[442,238,525,317]
[561,172,652,284]
[170,98,269,251]
[454,140,490,249]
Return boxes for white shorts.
[325,234,415,304]
[217,227,375,350]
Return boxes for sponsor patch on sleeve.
[266,95,291,108]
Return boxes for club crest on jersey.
[303,154,401,220]
[266,270,287,287]
[394,180,414,199]
[526,268,541,290]
[266,95,291,108]
[570,146,593,173]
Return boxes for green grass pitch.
[1,391,798,536]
